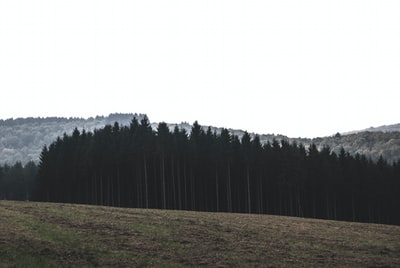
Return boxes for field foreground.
[0,201,399,267]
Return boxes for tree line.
[0,113,143,165]
[0,161,37,200]
[30,116,400,225]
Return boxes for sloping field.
[0,201,399,267]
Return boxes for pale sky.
[0,1,399,138]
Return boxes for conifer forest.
[2,116,399,225]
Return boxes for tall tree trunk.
[107,176,111,206]
[177,159,182,210]
[136,167,142,208]
[117,168,121,207]
[312,193,316,218]
[93,174,98,205]
[85,178,89,204]
[161,154,166,209]
[326,195,330,219]
[333,194,337,221]
[153,157,158,208]
[171,156,176,210]
[289,189,294,216]
[143,156,149,208]
[183,160,188,210]
[296,191,303,217]
[215,167,219,212]
[259,176,263,214]
[190,167,195,210]
[246,165,251,213]
[227,163,232,213]
[111,175,115,207]
[100,175,103,206]
[352,194,356,222]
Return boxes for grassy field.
[0,201,399,267]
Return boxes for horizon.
[1,1,399,138]
[0,112,397,139]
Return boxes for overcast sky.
[0,1,399,138]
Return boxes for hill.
[1,201,399,267]
[295,131,400,164]
[0,113,145,165]
[0,113,284,165]
[346,123,400,134]
[0,113,399,165]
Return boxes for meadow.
[1,200,399,267]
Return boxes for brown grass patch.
[0,200,399,267]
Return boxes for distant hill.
[0,113,399,164]
[296,131,400,164]
[0,113,144,165]
[345,123,400,134]
[0,113,286,165]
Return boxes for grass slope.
[0,201,399,267]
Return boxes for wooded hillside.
[34,117,400,225]
[1,114,400,165]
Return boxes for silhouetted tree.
[31,117,400,225]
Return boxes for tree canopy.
[31,118,400,225]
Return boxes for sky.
[0,0,399,138]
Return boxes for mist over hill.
[0,114,144,165]
[0,113,399,165]
[345,123,400,134]
[290,132,400,164]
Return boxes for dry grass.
[0,200,399,267]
